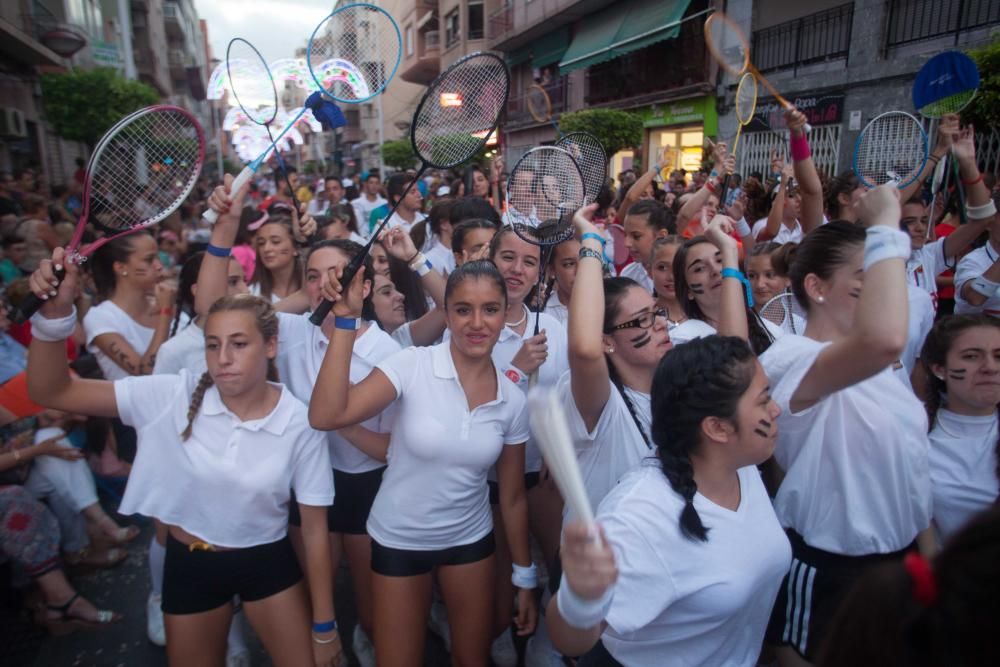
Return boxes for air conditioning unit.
[0,108,27,138]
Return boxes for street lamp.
[39,24,88,58]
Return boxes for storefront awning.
[559,0,693,74]
[507,44,532,67]
[531,26,571,69]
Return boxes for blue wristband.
[581,232,606,247]
[721,268,754,308]
[333,316,361,331]
[312,619,337,633]
[206,243,232,258]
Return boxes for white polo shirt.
[896,285,935,388]
[670,318,783,347]
[153,321,206,377]
[760,334,931,555]
[597,463,791,667]
[276,313,400,474]
[424,237,456,276]
[369,342,530,550]
[929,409,999,541]
[752,218,803,244]
[906,239,949,309]
[543,291,568,326]
[955,242,1000,316]
[83,301,155,381]
[114,370,333,548]
[620,261,654,294]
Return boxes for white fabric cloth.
[619,261,654,294]
[276,314,400,474]
[382,210,427,234]
[369,342,530,550]
[598,463,791,667]
[83,301,155,381]
[26,428,98,512]
[895,285,936,388]
[424,237,456,276]
[670,317,783,346]
[955,242,1000,316]
[760,334,931,554]
[153,320,206,377]
[906,239,949,308]
[389,321,415,348]
[114,370,333,548]
[247,283,283,304]
[306,196,345,217]
[351,195,387,237]
[543,291,569,326]
[751,218,804,244]
[929,409,999,541]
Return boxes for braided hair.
[650,335,756,541]
[181,294,280,441]
[171,252,204,337]
[602,277,653,447]
[920,314,1000,488]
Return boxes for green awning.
[531,26,571,68]
[559,0,692,74]
[507,44,532,67]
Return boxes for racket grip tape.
[203,166,255,225]
[717,174,732,212]
[308,252,366,327]
[14,266,66,325]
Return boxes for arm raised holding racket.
[788,109,824,234]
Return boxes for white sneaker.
[353,625,376,667]
[225,650,250,667]
[491,627,518,667]
[427,599,452,653]
[146,593,166,646]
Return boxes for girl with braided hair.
[25,250,339,667]
[919,314,1000,543]
[547,335,790,666]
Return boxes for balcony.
[168,49,187,75]
[400,29,441,85]
[506,77,567,130]
[885,0,1000,49]
[751,4,853,75]
[163,2,185,41]
[488,3,512,43]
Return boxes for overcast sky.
[195,0,336,63]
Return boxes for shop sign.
[746,93,844,132]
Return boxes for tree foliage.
[966,37,1000,129]
[40,68,159,147]
[557,108,644,157]
[380,138,418,170]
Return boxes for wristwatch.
[579,247,604,263]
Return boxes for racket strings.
[735,73,758,124]
[555,133,608,205]
[920,90,976,118]
[227,40,278,126]
[760,292,806,335]
[413,54,509,168]
[527,85,552,123]
[705,14,749,76]
[308,5,400,102]
[507,147,584,245]
[855,112,927,187]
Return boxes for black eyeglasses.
[607,308,667,333]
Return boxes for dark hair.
[328,203,359,234]
[236,207,265,246]
[920,314,1000,487]
[450,196,501,227]
[487,225,540,262]
[742,177,770,223]
[272,165,297,188]
[602,277,655,447]
[817,505,1000,667]
[825,171,861,219]
[386,173,413,207]
[626,199,676,234]
[651,335,756,541]
[672,237,775,355]
[250,218,303,300]
[171,251,204,337]
[744,241,782,273]
[444,259,507,308]
[374,238,429,321]
[451,218,498,256]
[2,231,25,248]
[306,239,377,323]
[89,232,149,299]
[768,242,798,278]
[428,198,454,236]
[462,165,488,199]
[784,221,865,312]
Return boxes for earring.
[934,374,944,381]
[121,271,128,277]
[816,295,824,304]
[607,347,615,354]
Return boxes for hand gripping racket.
[718,71,758,208]
[15,106,205,322]
[853,111,929,189]
[204,3,402,224]
[555,132,607,206]
[309,51,510,325]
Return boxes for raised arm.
[704,215,749,341]
[90,281,176,376]
[899,114,956,206]
[379,226,448,344]
[194,175,250,317]
[676,148,731,234]
[758,161,793,242]
[788,111,824,233]
[941,123,993,260]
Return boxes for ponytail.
[182,372,214,441]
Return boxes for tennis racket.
[704,11,811,132]
[718,71,758,207]
[853,111,928,189]
[310,51,510,325]
[204,3,402,224]
[759,291,806,335]
[526,83,562,138]
[15,106,205,323]
[555,131,608,205]
[913,51,980,119]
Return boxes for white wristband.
[503,366,529,386]
[512,563,538,589]
[30,308,78,342]
[735,217,751,237]
[409,252,432,277]
[967,200,997,221]
[556,576,613,629]
[970,275,1000,299]
[863,227,911,272]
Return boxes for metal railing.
[886,0,1000,48]
[751,3,853,74]
[488,3,513,42]
[506,77,568,127]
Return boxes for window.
[468,0,484,40]
[445,8,460,48]
[406,25,414,56]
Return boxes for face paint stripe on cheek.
[630,332,651,349]
[947,369,967,380]
[754,419,772,438]
[688,283,705,295]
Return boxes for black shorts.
[765,530,915,660]
[578,639,625,666]
[161,534,302,615]
[487,471,541,505]
[371,532,496,577]
[289,466,385,535]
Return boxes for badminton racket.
[310,51,510,325]
[526,83,562,138]
[704,11,810,132]
[759,291,807,335]
[204,3,401,224]
[718,71,758,207]
[505,146,585,336]
[852,111,928,189]
[15,106,205,322]
[527,386,595,528]
[555,131,608,205]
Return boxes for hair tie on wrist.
[903,552,937,607]
[961,172,984,187]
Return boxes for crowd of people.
[1,107,999,667]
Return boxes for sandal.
[65,546,128,571]
[41,593,121,635]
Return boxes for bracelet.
[789,133,811,161]
[312,619,338,633]
[159,307,174,317]
[961,172,984,187]
[333,316,361,331]
[705,180,717,194]
[967,199,998,221]
[556,576,614,629]
[735,217,751,237]
[512,563,538,589]
[581,232,606,247]
[578,247,604,264]
[30,307,78,342]
[928,154,941,165]
[970,275,1000,299]
[206,243,232,258]
[404,249,421,265]
[863,226,911,272]
[312,634,339,644]
[721,268,754,307]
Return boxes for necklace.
[505,303,529,328]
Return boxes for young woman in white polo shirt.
[758,185,931,665]
[26,254,339,667]
[920,314,1000,543]
[310,260,537,667]
[247,215,304,304]
[548,335,791,666]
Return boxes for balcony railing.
[506,77,568,128]
[424,30,440,50]
[488,3,513,42]
[751,3,853,74]
[886,0,1000,48]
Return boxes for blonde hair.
[181,295,280,440]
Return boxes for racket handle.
[202,166,255,224]
[717,173,732,212]
[13,266,66,325]
[308,250,366,326]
